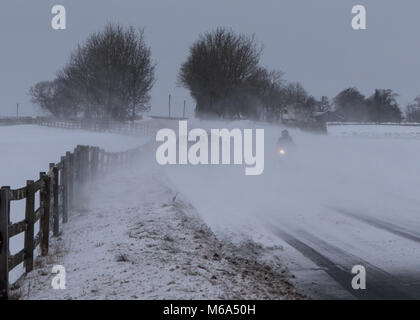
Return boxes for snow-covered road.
[164,121,420,299]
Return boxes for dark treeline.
[406,96,420,122]
[178,27,320,123]
[178,27,406,125]
[333,88,402,122]
[30,24,415,125]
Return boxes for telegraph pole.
[168,94,171,118]
[183,100,186,119]
[16,103,19,119]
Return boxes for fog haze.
[1,0,419,117]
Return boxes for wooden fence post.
[83,146,88,178]
[103,152,108,173]
[51,165,59,236]
[79,146,86,184]
[24,180,35,273]
[0,187,10,300]
[98,149,104,175]
[75,146,82,204]
[65,152,71,205]
[93,147,99,178]
[125,151,129,166]
[74,146,80,187]
[40,172,50,256]
[67,152,74,210]
[85,146,91,181]
[119,152,123,167]
[109,153,113,168]
[85,146,91,182]
[61,156,68,223]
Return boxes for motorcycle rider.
[277,129,295,149]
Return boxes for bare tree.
[406,96,420,122]
[249,68,286,122]
[29,79,80,118]
[178,27,263,119]
[367,89,401,122]
[333,87,368,121]
[30,23,156,121]
[29,81,57,116]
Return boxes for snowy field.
[0,125,148,283]
[0,125,144,189]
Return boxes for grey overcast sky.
[1,0,419,117]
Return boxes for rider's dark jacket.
[277,136,294,148]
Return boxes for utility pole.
[16,103,19,119]
[183,100,186,119]
[168,94,171,118]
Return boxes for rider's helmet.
[281,129,289,138]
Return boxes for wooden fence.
[327,122,420,127]
[36,118,161,137]
[0,144,141,300]
[0,117,34,126]
[0,117,166,137]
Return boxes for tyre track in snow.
[331,207,420,244]
[270,226,420,299]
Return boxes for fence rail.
[36,118,161,137]
[327,122,420,127]
[0,117,165,137]
[0,144,141,300]
[0,117,34,126]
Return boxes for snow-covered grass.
[16,150,301,300]
[0,125,145,189]
[2,124,301,300]
[0,125,149,284]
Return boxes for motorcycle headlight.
[279,149,286,155]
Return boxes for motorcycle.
[278,147,288,161]
[277,142,295,163]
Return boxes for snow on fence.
[36,118,159,137]
[0,144,141,300]
[326,122,420,139]
[327,122,420,127]
[0,117,34,126]
[1,117,165,137]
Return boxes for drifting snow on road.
[164,120,420,299]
